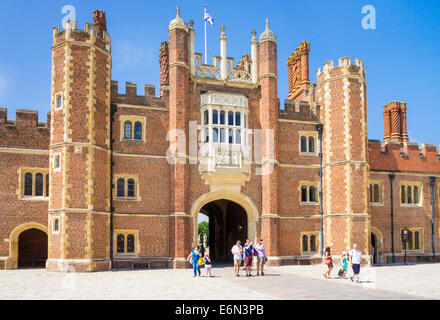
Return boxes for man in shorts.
[254,239,266,276]
[231,240,243,277]
[349,243,362,283]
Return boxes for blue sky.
[0,0,439,145]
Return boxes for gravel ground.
[0,263,437,300]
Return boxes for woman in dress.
[323,246,333,279]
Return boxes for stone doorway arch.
[7,222,48,269]
[190,191,259,261]
[370,226,384,265]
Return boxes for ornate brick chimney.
[383,101,409,143]
[287,40,310,102]
[159,41,169,97]
[93,10,107,37]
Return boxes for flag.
[204,6,214,26]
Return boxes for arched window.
[213,128,219,143]
[413,186,419,204]
[117,234,125,253]
[408,231,413,250]
[134,121,142,140]
[310,235,316,252]
[308,137,315,153]
[127,179,135,198]
[220,128,226,143]
[213,110,218,124]
[127,234,135,253]
[407,186,412,204]
[35,173,43,196]
[301,186,308,202]
[302,235,308,252]
[309,186,316,202]
[24,173,33,196]
[124,121,132,139]
[228,129,233,144]
[220,111,225,125]
[235,112,241,126]
[117,178,125,197]
[301,136,307,153]
[401,186,406,204]
[46,174,49,197]
[374,184,380,203]
[228,111,234,125]
[235,129,241,144]
[204,110,209,125]
[369,184,373,202]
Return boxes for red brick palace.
[0,8,439,271]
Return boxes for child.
[204,253,212,277]
[341,250,349,279]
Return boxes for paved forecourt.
[0,263,436,300]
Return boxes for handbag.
[198,256,205,266]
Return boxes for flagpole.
[204,19,207,65]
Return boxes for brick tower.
[47,11,112,272]
[316,58,371,263]
[258,19,280,265]
[167,6,191,268]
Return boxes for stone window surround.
[400,181,423,207]
[53,153,61,172]
[51,216,60,234]
[119,115,146,142]
[299,181,319,205]
[300,232,320,254]
[18,168,49,200]
[299,131,318,156]
[114,229,139,256]
[113,174,141,201]
[400,227,424,252]
[369,179,384,206]
[53,92,64,111]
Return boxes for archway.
[370,227,384,265]
[18,229,48,268]
[191,191,259,262]
[200,199,248,262]
[8,222,48,269]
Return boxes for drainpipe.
[316,124,324,258]
[429,176,436,262]
[109,104,116,269]
[389,173,395,263]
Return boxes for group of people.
[186,238,267,278]
[323,243,363,283]
[231,239,267,277]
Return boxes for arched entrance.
[18,229,48,268]
[200,200,248,261]
[370,227,384,265]
[191,191,259,262]
[7,223,48,269]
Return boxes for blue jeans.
[193,261,201,276]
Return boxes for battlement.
[287,40,310,64]
[279,100,320,122]
[316,57,365,80]
[110,81,166,108]
[0,108,50,149]
[52,10,111,53]
[368,140,440,173]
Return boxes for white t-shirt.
[349,249,362,264]
[231,245,242,260]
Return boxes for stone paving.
[0,263,437,300]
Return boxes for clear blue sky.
[0,0,439,145]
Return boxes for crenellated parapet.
[52,15,111,54]
[369,140,440,173]
[317,57,365,82]
[279,100,320,122]
[0,108,50,149]
[110,81,166,108]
